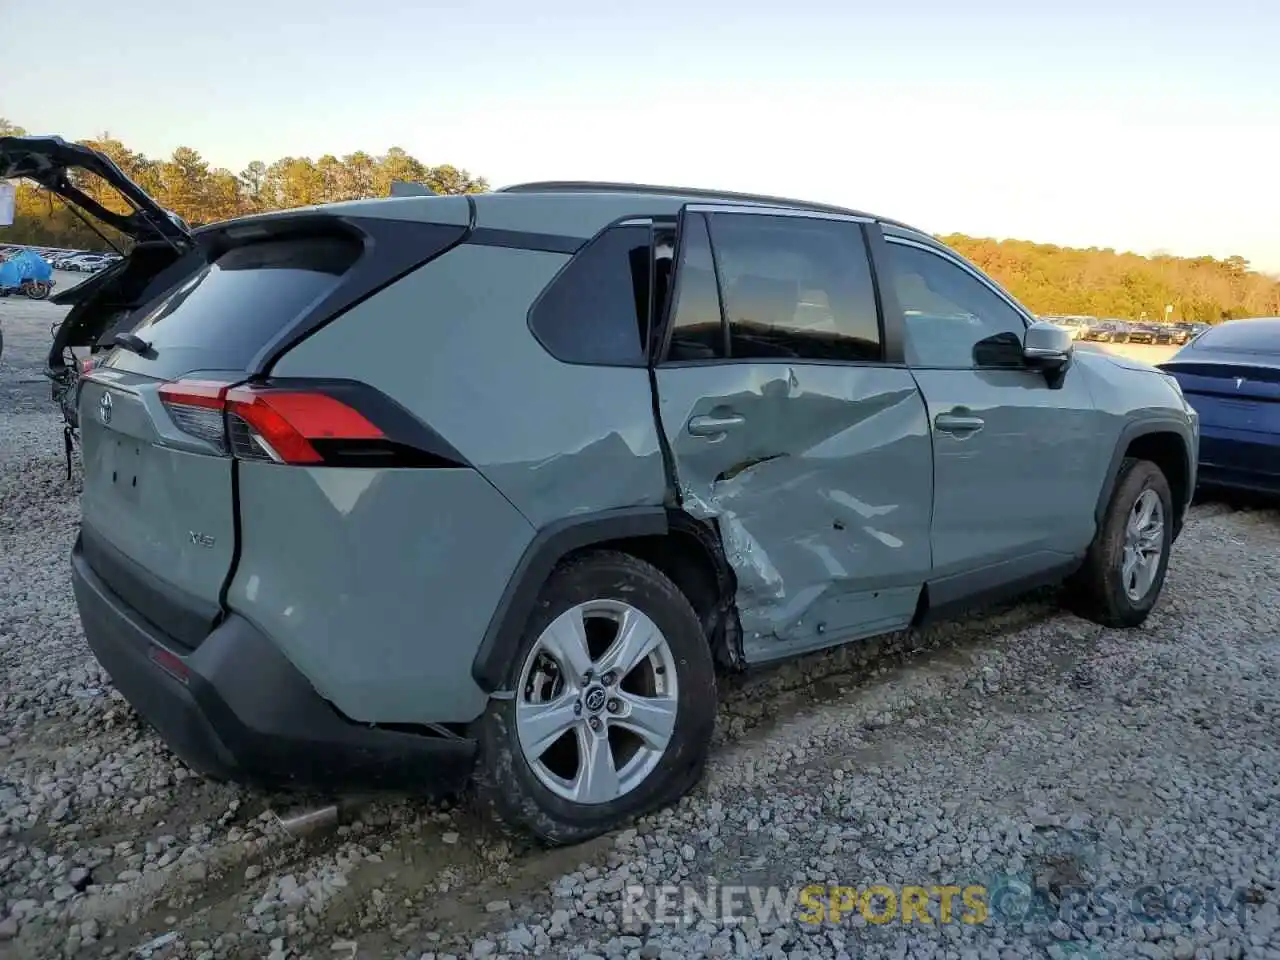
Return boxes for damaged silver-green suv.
[4,137,1198,845]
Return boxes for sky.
[3,0,1278,271]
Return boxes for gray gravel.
[2,290,1278,960]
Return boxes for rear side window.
[109,236,360,378]
[709,213,882,362]
[666,215,727,361]
[528,224,651,366]
[662,212,883,363]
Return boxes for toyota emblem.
[98,391,113,424]
[584,686,608,713]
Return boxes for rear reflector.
[149,646,190,683]
[158,379,385,465]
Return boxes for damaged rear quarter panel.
[654,363,934,661]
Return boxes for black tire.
[1069,458,1174,627]
[474,550,717,846]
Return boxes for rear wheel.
[1070,458,1173,627]
[474,551,716,845]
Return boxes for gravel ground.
[2,292,1277,960]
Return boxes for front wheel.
[24,281,50,300]
[1069,458,1174,627]
[474,551,717,845]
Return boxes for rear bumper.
[72,534,477,793]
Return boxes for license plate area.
[95,431,147,507]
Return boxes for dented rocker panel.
[654,362,934,662]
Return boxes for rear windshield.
[106,235,360,379]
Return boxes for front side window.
[885,241,1028,369]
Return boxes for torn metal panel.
[656,363,934,661]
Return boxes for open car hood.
[0,135,193,248]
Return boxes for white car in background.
[65,254,113,272]
[1043,315,1093,339]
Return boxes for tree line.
[942,234,1280,324]
[3,119,1277,323]
[0,119,488,252]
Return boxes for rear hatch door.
[78,370,237,648]
[77,232,365,649]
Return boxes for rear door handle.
[934,413,985,435]
[687,413,746,437]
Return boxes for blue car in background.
[1159,318,1280,495]
[0,247,55,299]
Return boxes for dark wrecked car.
[0,136,194,429]
[2,137,1200,845]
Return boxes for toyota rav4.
[2,136,1200,845]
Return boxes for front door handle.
[687,413,746,437]
[934,412,985,435]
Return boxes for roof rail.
[496,180,851,214]
[495,180,930,237]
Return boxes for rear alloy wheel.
[1070,458,1174,627]
[475,551,716,845]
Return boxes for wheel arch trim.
[1094,418,1195,534]
[471,507,670,692]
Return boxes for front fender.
[1094,416,1197,538]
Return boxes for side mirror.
[1023,321,1074,387]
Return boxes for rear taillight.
[226,389,383,463]
[157,379,385,465]
[80,358,95,374]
